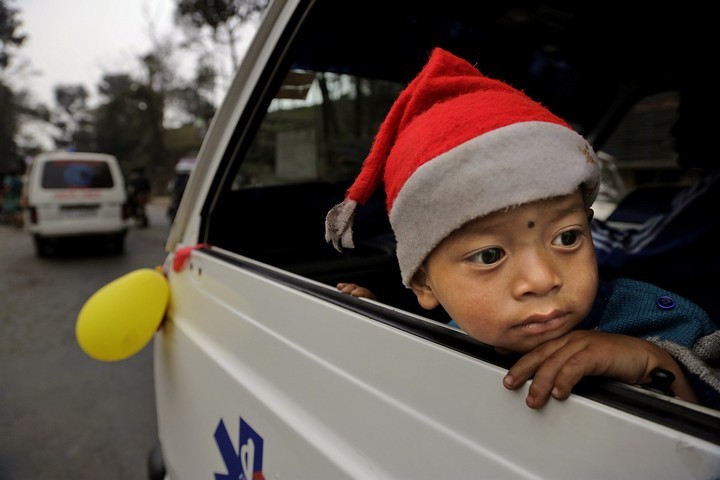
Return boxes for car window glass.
[211,65,433,316]
[232,71,403,190]
[41,161,115,189]
[594,90,705,221]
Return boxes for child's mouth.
[516,311,568,334]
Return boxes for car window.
[231,71,403,190]
[208,65,423,312]
[597,89,708,215]
[41,161,115,189]
[203,1,714,323]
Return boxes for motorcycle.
[126,168,151,228]
[127,189,149,228]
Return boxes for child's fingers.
[504,332,600,408]
[503,336,571,389]
[336,283,377,300]
[350,287,376,300]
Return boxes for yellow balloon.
[76,268,169,361]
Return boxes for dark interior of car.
[205,1,718,324]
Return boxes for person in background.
[326,47,720,409]
[126,166,151,228]
[2,167,24,227]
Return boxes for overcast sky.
[19,0,177,106]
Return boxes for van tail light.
[29,207,38,224]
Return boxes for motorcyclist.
[126,167,151,227]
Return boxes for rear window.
[41,161,115,189]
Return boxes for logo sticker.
[215,417,266,480]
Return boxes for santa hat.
[326,47,600,288]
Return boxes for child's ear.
[587,208,595,222]
[410,267,441,310]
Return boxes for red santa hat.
[326,47,600,287]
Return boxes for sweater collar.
[576,279,613,330]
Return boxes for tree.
[167,58,216,130]
[0,81,20,169]
[0,0,25,69]
[94,74,146,165]
[137,53,170,168]
[174,0,269,102]
[52,84,95,151]
[0,0,26,172]
[94,71,169,171]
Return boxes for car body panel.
[157,248,720,478]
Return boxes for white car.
[143,1,720,478]
[23,151,130,256]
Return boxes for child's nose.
[512,249,562,297]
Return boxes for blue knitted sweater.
[579,278,720,408]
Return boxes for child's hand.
[336,282,377,300]
[502,331,698,408]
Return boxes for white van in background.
[23,151,131,256]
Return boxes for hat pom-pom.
[325,199,357,251]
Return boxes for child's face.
[410,191,598,353]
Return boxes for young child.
[325,47,720,409]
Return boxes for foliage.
[176,0,268,37]
[175,0,269,97]
[0,0,26,172]
[0,0,25,69]
[2,1,269,182]
[93,73,168,171]
[52,84,95,151]
[0,81,20,171]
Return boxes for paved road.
[0,202,172,480]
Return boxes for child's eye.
[469,247,505,265]
[552,229,581,247]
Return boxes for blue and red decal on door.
[215,417,265,480]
